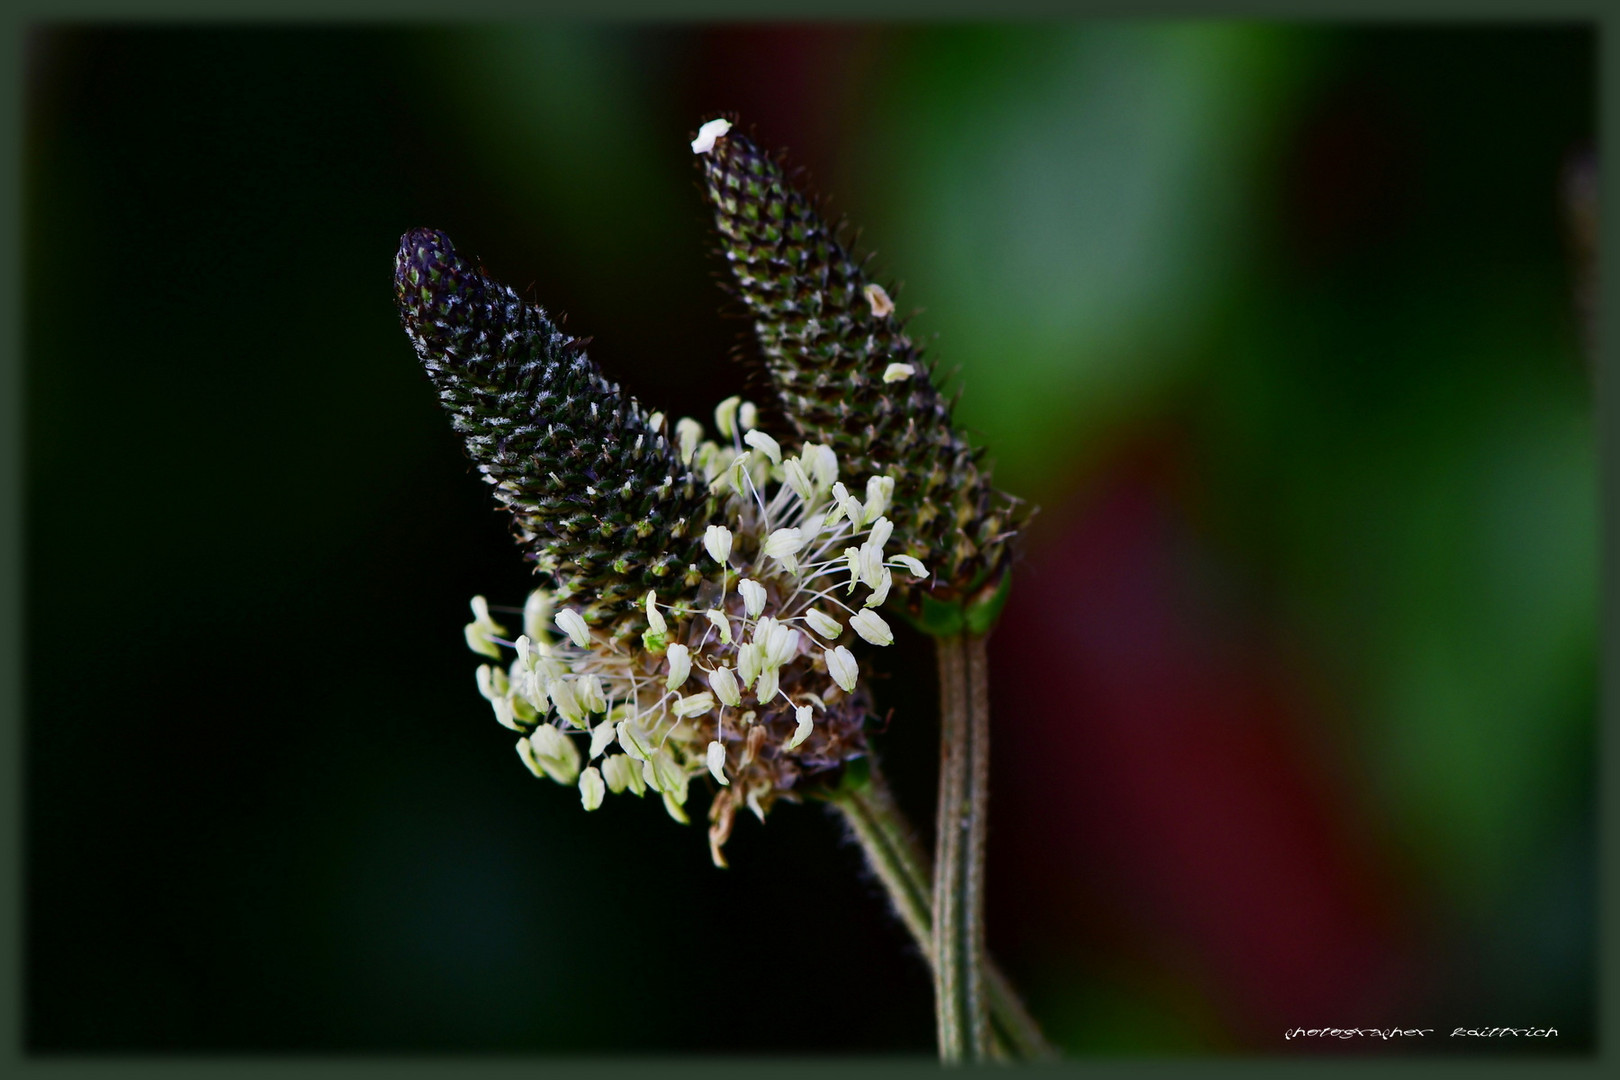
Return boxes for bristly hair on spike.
[395,228,717,625]
[694,119,1025,609]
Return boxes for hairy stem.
[829,764,1054,1060]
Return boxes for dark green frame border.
[2,1,1610,1075]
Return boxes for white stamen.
[864,282,895,317]
[785,705,814,750]
[739,578,767,618]
[882,362,914,383]
[710,665,742,707]
[850,609,894,646]
[673,691,716,719]
[744,429,781,465]
[691,117,733,155]
[579,766,605,810]
[826,646,859,693]
[714,395,742,439]
[706,609,733,645]
[706,740,730,785]
[665,643,691,690]
[704,524,734,566]
[675,417,703,464]
[645,591,667,635]
[554,608,591,649]
[805,608,842,639]
[893,554,928,578]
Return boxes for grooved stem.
[933,631,991,1062]
[829,766,1055,1060]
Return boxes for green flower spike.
[694,118,1025,626]
[395,227,714,626]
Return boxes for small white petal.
[882,362,914,383]
[706,740,730,785]
[864,282,895,317]
[705,609,733,645]
[804,608,843,639]
[673,691,716,719]
[785,705,814,751]
[709,665,742,707]
[738,578,767,618]
[746,786,767,822]
[665,643,691,690]
[554,608,591,649]
[743,429,781,465]
[849,609,894,646]
[826,646,859,693]
[675,417,704,463]
[704,524,733,565]
[691,117,733,155]
[644,591,666,635]
[738,401,758,431]
[470,595,492,623]
[589,721,618,760]
[893,554,928,578]
[578,766,605,810]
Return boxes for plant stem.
[828,743,1054,1058]
[933,631,992,1061]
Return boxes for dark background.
[24,24,1595,1053]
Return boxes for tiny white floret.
[645,591,666,635]
[786,705,815,750]
[882,362,914,383]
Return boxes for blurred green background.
[24,23,1594,1054]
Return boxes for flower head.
[464,413,915,865]
[695,121,1025,609]
[395,227,715,623]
